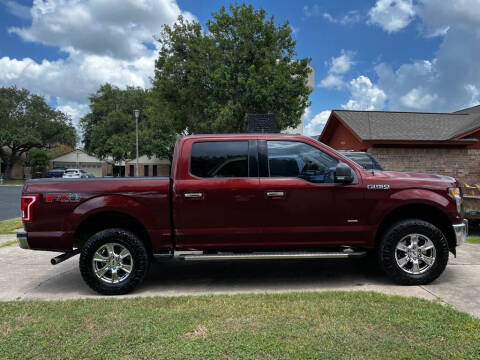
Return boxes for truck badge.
[367,184,390,190]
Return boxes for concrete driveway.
[0,239,479,318]
[0,185,22,220]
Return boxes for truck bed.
[22,177,172,252]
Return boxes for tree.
[80,84,150,161]
[0,86,77,179]
[25,148,50,177]
[150,3,311,147]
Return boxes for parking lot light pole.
[134,110,140,177]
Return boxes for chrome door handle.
[184,192,203,199]
[266,191,285,197]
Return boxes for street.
[0,186,22,220]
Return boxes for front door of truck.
[258,140,366,248]
[173,139,263,250]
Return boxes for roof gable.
[332,110,480,142]
[51,149,102,163]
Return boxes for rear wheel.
[379,219,449,285]
[79,228,149,295]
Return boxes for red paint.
[22,134,463,253]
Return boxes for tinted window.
[267,141,338,183]
[340,152,383,171]
[191,141,249,178]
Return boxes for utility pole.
[134,110,140,177]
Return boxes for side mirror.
[335,162,354,184]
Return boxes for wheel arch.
[73,211,153,256]
[375,203,456,255]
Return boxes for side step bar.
[179,251,367,261]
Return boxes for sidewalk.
[0,233,17,246]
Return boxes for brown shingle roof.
[454,104,480,114]
[333,110,480,141]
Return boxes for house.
[50,149,112,177]
[125,155,171,177]
[318,105,480,184]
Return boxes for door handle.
[266,191,285,198]
[184,192,203,199]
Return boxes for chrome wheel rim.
[395,234,436,274]
[92,243,133,284]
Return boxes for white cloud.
[400,88,438,109]
[304,110,331,136]
[360,0,480,112]
[2,0,31,19]
[418,0,480,32]
[318,50,354,89]
[303,4,320,18]
[342,75,387,110]
[368,0,415,33]
[0,0,193,128]
[319,74,344,89]
[375,25,480,111]
[330,51,354,74]
[8,0,195,60]
[323,10,361,25]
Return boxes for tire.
[379,219,449,285]
[80,228,150,295]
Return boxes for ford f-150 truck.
[17,134,468,295]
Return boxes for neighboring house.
[318,105,480,184]
[126,155,171,177]
[50,149,112,177]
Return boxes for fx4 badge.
[367,184,390,190]
[45,193,81,202]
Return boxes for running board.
[179,251,367,261]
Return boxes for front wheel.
[79,228,150,295]
[379,219,449,285]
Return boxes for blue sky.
[1,0,479,136]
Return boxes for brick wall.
[368,147,480,185]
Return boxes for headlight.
[449,187,462,213]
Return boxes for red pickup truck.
[18,134,468,295]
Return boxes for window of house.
[152,165,157,176]
[267,141,338,184]
[190,141,249,178]
[144,165,149,177]
[129,165,134,176]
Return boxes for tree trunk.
[4,151,20,180]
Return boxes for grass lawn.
[0,218,22,235]
[0,240,17,248]
[467,236,480,244]
[0,292,479,360]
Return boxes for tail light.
[21,194,40,222]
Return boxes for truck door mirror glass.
[335,162,354,184]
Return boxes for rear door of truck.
[172,136,263,250]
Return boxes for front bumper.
[452,219,468,246]
[16,231,30,249]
